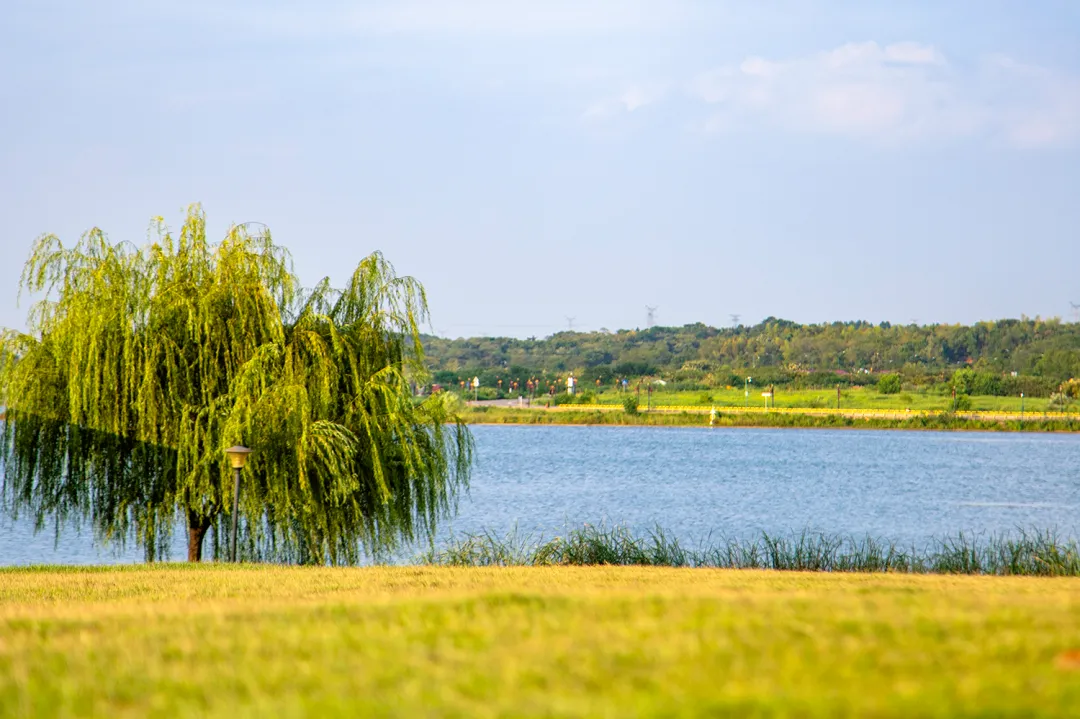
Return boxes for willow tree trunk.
[187,511,212,562]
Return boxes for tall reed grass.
[421,524,1080,576]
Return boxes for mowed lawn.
[2,566,1079,717]
[592,387,1055,413]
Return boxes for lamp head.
[225,445,252,469]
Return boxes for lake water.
[2,425,1079,565]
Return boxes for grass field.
[2,565,1080,717]
[459,405,1080,432]
[587,387,1054,412]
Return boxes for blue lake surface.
[3,425,1079,565]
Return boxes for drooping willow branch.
[1,204,472,563]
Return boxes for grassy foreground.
[2,566,1080,717]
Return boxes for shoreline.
[464,422,1080,434]
[458,407,1080,433]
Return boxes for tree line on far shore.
[422,319,1080,398]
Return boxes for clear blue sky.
[2,1,1079,337]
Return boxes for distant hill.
[421,318,1080,395]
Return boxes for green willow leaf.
[1,204,472,564]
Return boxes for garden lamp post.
[745,377,752,407]
[225,445,252,562]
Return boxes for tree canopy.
[422,317,1080,395]
[1,205,471,563]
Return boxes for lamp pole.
[231,467,241,561]
[225,445,252,562]
[745,377,752,407]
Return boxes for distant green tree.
[950,369,977,396]
[969,372,1002,396]
[1035,349,1080,381]
[877,374,902,394]
[1048,392,1073,412]
[622,396,639,415]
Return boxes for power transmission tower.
[1070,302,1080,323]
[729,314,740,327]
[645,306,657,328]
[565,316,576,331]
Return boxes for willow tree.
[0,205,471,562]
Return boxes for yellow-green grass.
[3,565,1080,717]
[590,387,1053,412]
[459,406,1079,432]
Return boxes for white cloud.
[583,84,666,119]
[620,86,657,112]
[688,42,1080,148]
[884,42,942,65]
